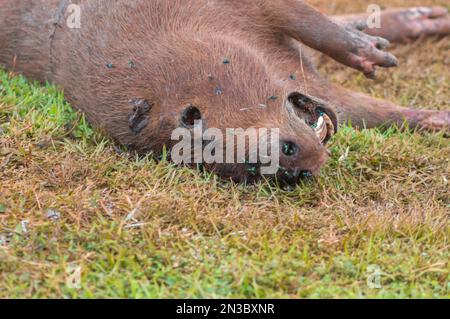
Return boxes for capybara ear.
[128,99,154,135]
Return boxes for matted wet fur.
[0,0,449,184]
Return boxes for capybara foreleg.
[255,0,398,78]
[334,6,450,44]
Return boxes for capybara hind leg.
[334,6,450,44]
[327,87,450,132]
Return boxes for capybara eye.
[282,141,298,156]
[181,104,202,127]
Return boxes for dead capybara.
[0,0,449,185]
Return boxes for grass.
[0,0,449,298]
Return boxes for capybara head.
[129,35,338,185]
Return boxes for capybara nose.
[277,167,315,185]
[279,168,301,185]
[301,170,313,178]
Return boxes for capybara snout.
[193,91,337,185]
[274,93,337,185]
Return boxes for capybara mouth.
[288,92,339,145]
[276,167,315,186]
[271,93,339,187]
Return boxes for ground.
[0,0,449,298]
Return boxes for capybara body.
[1,0,449,184]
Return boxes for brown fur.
[0,0,449,184]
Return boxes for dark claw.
[384,53,399,67]
[351,20,368,31]
[375,37,390,50]
[365,70,377,80]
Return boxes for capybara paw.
[372,7,450,43]
[343,27,398,79]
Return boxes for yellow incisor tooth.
[314,116,327,142]
[314,114,335,144]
